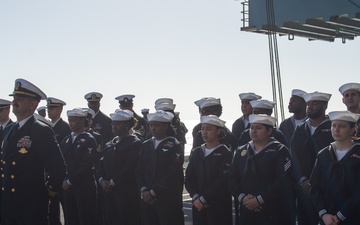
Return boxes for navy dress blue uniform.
[185,144,233,225]
[232,116,249,144]
[1,116,66,225]
[60,132,97,225]
[310,143,360,225]
[136,137,184,225]
[231,138,295,225]
[98,134,142,225]
[291,118,334,225]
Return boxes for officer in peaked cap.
[115,94,149,141]
[2,78,66,225]
[46,97,71,225]
[279,89,308,144]
[141,108,149,121]
[85,92,113,145]
[232,92,262,144]
[0,98,14,223]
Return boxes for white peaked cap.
[110,109,133,121]
[84,92,103,101]
[338,83,360,95]
[155,98,174,105]
[250,99,275,109]
[0,99,12,106]
[200,115,226,128]
[155,102,176,111]
[147,110,174,122]
[10,78,47,100]
[199,98,221,109]
[194,97,216,107]
[239,92,262,100]
[67,108,87,117]
[291,89,307,98]
[249,114,277,126]
[328,111,359,123]
[303,91,332,102]
[47,97,66,106]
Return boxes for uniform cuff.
[256,195,264,204]
[99,177,104,184]
[140,186,148,192]
[109,179,115,186]
[199,196,207,205]
[238,193,246,203]
[192,194,200,201]
[319,209,327,217]
[299,176,307,186]
[336,211,346,221]
[66,179,72,186]
[150,189,157,198]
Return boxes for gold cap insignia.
[15,81,21,90]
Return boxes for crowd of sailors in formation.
[0,78,360,225]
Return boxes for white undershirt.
[310,125,317,135]
[336,149,349,161]
[294,118,306,128]
[204,147,216,157]
[154,138,166,149]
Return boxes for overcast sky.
[1,0,358,122]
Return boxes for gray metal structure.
[241,0,360,42]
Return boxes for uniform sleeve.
[37,126,66,192]
[135,144,147,191]
[184,150,199,199]
[309,156,327,217]
[229,149,243,200]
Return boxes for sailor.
[60,108,97,225]
[136,110,184,225]
[192,98,237,152]
[154,98,187,146]
[1,78,66,225]
[309,111,360,225]
[232,92,262,143]
[185,115,233,225]
[37,105,47,118]
[98,109,142,225]
[0,98,13,223]
[85,92,113,144]
[279,89,307,144]
[237,99,288,148]
[290,91,333,225]
[339,82,360,137]
[115,94,149,141]
[230,114,295,225]
[141,108,149,121]
[192,97,217,138]
[47,97,71,145]
[45,97,71,225]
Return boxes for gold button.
[11,188,15,192]
[1,187,4,191]
[0,168,3,170]
[12,162,16,166]
[2,161,5,164]
[11,175,14,179]
[1,174,4,178]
